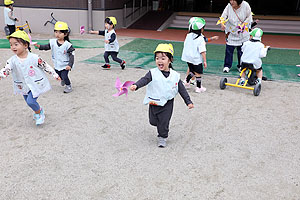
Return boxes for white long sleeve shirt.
[0,53,59,97]
[221,1,253,46]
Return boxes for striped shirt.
[221,1,253,46]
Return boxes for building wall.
[0,0,137,10]
[0,0,103,10]
[0,6,124,34]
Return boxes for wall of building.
[0,0,151,34]
[0,6,124,34]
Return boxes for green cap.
[189,17,206,30]
[250,28,263,41]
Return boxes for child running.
[130,43,194,148]
[3,0,18,35]
[0,30,60,126]
[34,21,75,93]
[184,17,219,87]
[89,17,126,69]
[181,17,208,93]
[239,28,269,85]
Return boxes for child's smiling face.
[9,38,27,57]
[155,52,171,71]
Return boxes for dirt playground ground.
[0,31,300,200]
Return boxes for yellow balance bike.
[220,67,261,96]
[16,21,32,33]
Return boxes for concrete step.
[168,15,300,34]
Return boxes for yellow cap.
[7,30,30,43]
[54,21,69,31]
[107,17,117,26]
[4,0,14,5]
[154,43,174,56]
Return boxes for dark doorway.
[163,0,300,16]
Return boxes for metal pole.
[147,0,149,11]
[88,0,93,31]
[140,0,142,15]
[210,0,213,12]
[297,0,300,12]
[133,0,135,20]
[124,4,127,27]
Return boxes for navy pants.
[149,99,174,138]
[104,51,122,64]
[23,91,40,112]
[55,69,71,85]
[224,44,242,69]
[7,25,16,35]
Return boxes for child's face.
[155,52,171,71]
[105,23,113,30]
[54,30,66,40]
[9,38,27,56]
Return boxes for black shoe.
[262,76,267,81]
[120,60,126,70]
[101,64,111,69]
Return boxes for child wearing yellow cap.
[34,21,75,93]
[0,30,60,126]
[130,43,194,148]
[3,0,19,35]
[89,17,126,69]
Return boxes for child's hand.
[188,103,194,109]
[203,61,207,69]
[53,74,61,80]
[212,36,219,41]
[89,30,98,34]
[66,66,71,71]
[0,72,7,79]
[130,84,137,91]
[221,24,226,31]
[105,40,109,44]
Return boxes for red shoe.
[102,64,111,69]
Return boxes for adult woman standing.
[220,0,252,73]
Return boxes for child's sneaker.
[120,60,126,70]
[33,108,44,120]
[183,80,191,89]
[61,80,65,86]
[34,110,45,126]
[158,137,167,148]
[101,64,111,69]
[64,85,73,93]
[223,67,230,73]
[195,86,206,93]
[190,78,196,85]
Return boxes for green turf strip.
[83,38,300,82]
[0,39,103,49]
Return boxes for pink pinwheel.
[236,22,249,34]
[28,33,37,45]
[80,26,85,35]
[113,77,135,97]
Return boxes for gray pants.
[149,99,174,138]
